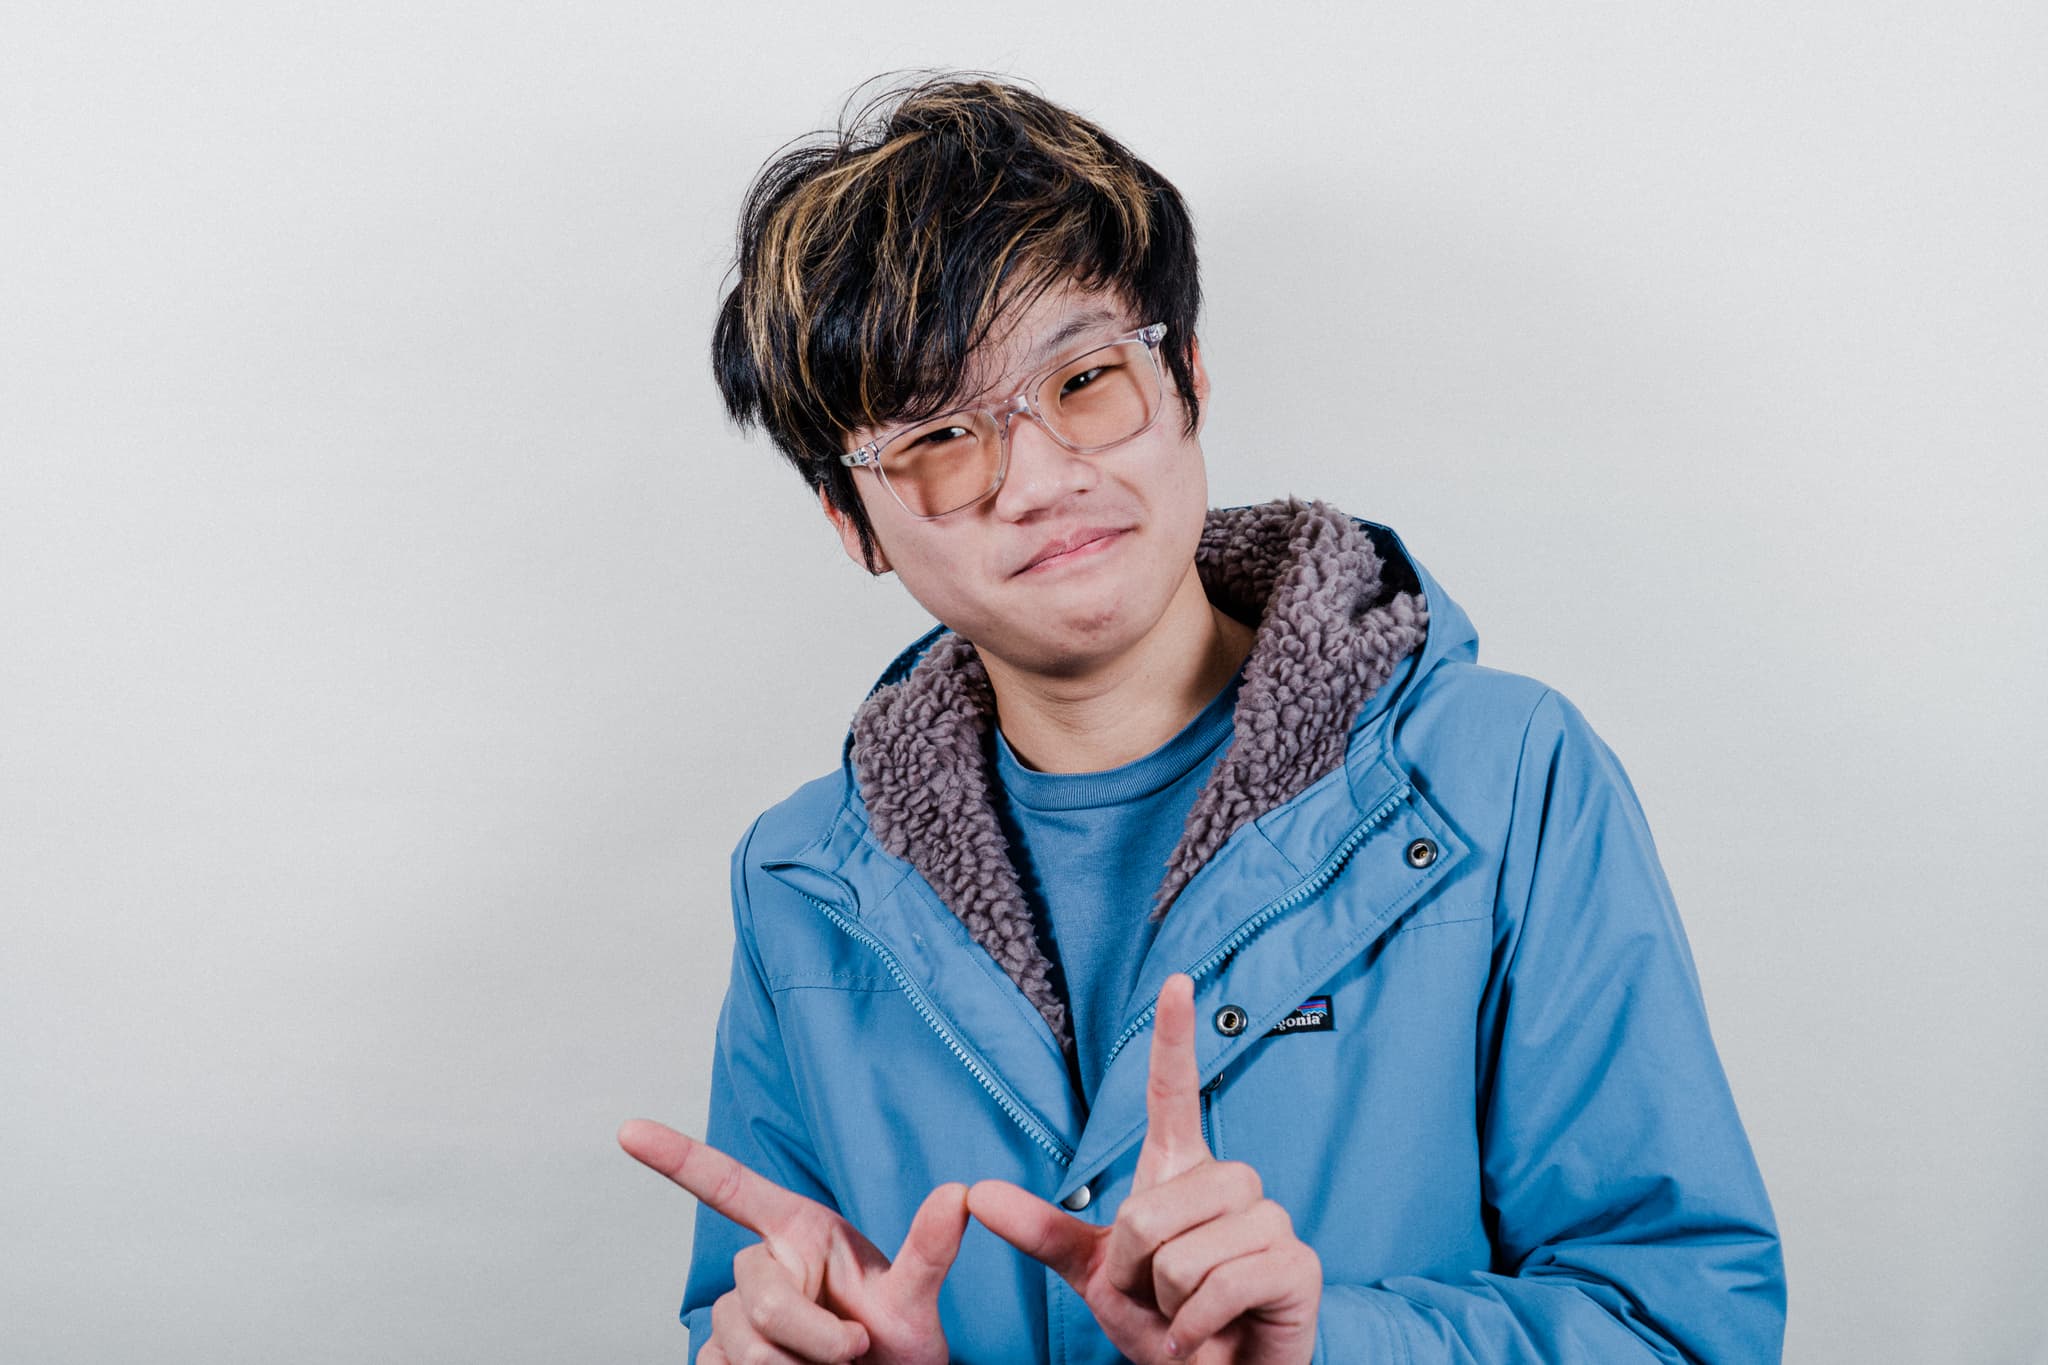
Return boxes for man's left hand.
[968,974,1321,1364]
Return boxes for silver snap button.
[1213,1004,1248,1037]
[1060,1184,1092,1212]
[1405,838,1438,869]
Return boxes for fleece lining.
[848,498,1429,1052]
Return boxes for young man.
[621,75,1785,1363]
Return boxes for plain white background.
[3,3,2043,1361]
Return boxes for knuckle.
[1257,1197,1294,1235]
[1220,1160,1262,1198]
[738,1343,781,1365]
[708,1162,749,1215]
[786,1205,833,1247]
[1152,1241,1198,1298]
[1209,1255,1252,1299]
[744,1289,779,1332]
[1197,1255,1235,1294]
[1118,1202,1164,1246]
[1203,1256,1251,1307]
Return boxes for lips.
[1017,527,1128,575]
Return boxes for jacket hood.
[844,497,1456,1051]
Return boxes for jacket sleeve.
[1313,689,1786,1363]
[678,815,841,1361]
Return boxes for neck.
[980,565,1256,774]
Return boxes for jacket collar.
[843,498,1431,1052]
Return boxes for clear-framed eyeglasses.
[838,322,1170,519]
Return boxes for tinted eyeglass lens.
[877,413,1004,518]
[876,337,1162,518]
[1039,338,1161,450]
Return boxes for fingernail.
[1165,1337,1182,1358]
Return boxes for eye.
[1061,362,1121,397]
[913,425,972,447]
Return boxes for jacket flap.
[761,846,1087,1161]
[1057,758,1470,1195]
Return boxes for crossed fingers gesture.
[619,1119,967,1364]
[968,975,1322,1364]
[624,976,1318,1363]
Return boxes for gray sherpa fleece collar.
[848,497,1430,1053]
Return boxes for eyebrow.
[1023,307,1120,369]
[950,307,1121,411]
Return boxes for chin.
[999,602,1156,678]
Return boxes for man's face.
[824,282,1213,681]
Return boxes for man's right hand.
[619,1118,966,1365]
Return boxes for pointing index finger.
[617,1118,816,1240]
[966,1180,1101,1288]
[1139,974,1208,1181]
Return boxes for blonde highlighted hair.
[712,72,1204,569]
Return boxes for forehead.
[958,284,1132,400]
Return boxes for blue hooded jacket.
[680,501,1785,1362]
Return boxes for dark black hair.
[711,71,1203,570]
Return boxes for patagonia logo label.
[1266,996,1334,1036]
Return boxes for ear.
[818,484,892,575]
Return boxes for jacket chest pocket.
[1200,914,1490,1214]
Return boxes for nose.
[989,407,1097,521]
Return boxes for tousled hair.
[711,71,1204,570]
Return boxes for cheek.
[883,534,999,630]
[1130,437,1210,529]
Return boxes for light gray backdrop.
[4,3,2043,1362]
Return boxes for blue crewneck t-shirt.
[992,668,1243,1108]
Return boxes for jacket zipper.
[1200,1080,1218,1152]
[1102,780,1415,1071]
[802,893,1076,1168]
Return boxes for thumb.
[966,1180,1099,1289]
[882,1182,970,1306]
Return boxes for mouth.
[1017,527,1129,576]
